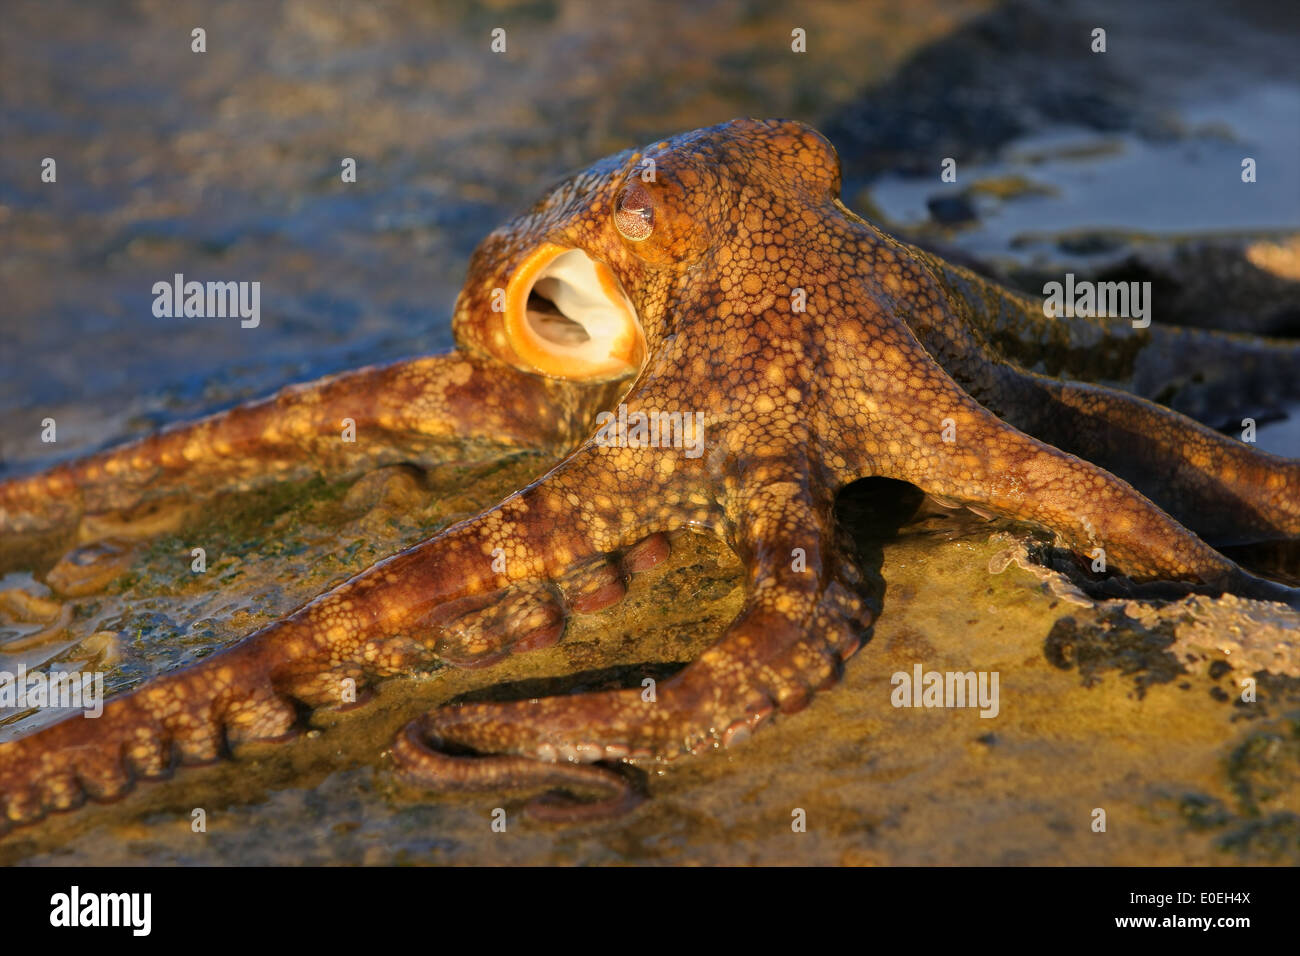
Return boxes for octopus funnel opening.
[505,243,645,381]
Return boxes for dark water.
[0,0,988,469]
[3,0,1296,464]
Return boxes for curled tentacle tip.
[523,779,645,825]
[392,715,644,823]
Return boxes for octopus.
[2,118,1299,830]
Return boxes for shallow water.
[2,0,1298,865]
[870,89,1300,268]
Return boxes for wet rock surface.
[6,491,1299,865]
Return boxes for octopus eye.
[614,184,655,241]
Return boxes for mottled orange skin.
[2,119,1299,828]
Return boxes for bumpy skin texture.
[2,119,1299,828]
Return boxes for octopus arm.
[396,441,878,821]
[916,250,1300,420]
[987,369,1300,547]
[0,438,671,829]
[0,351,604,536]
